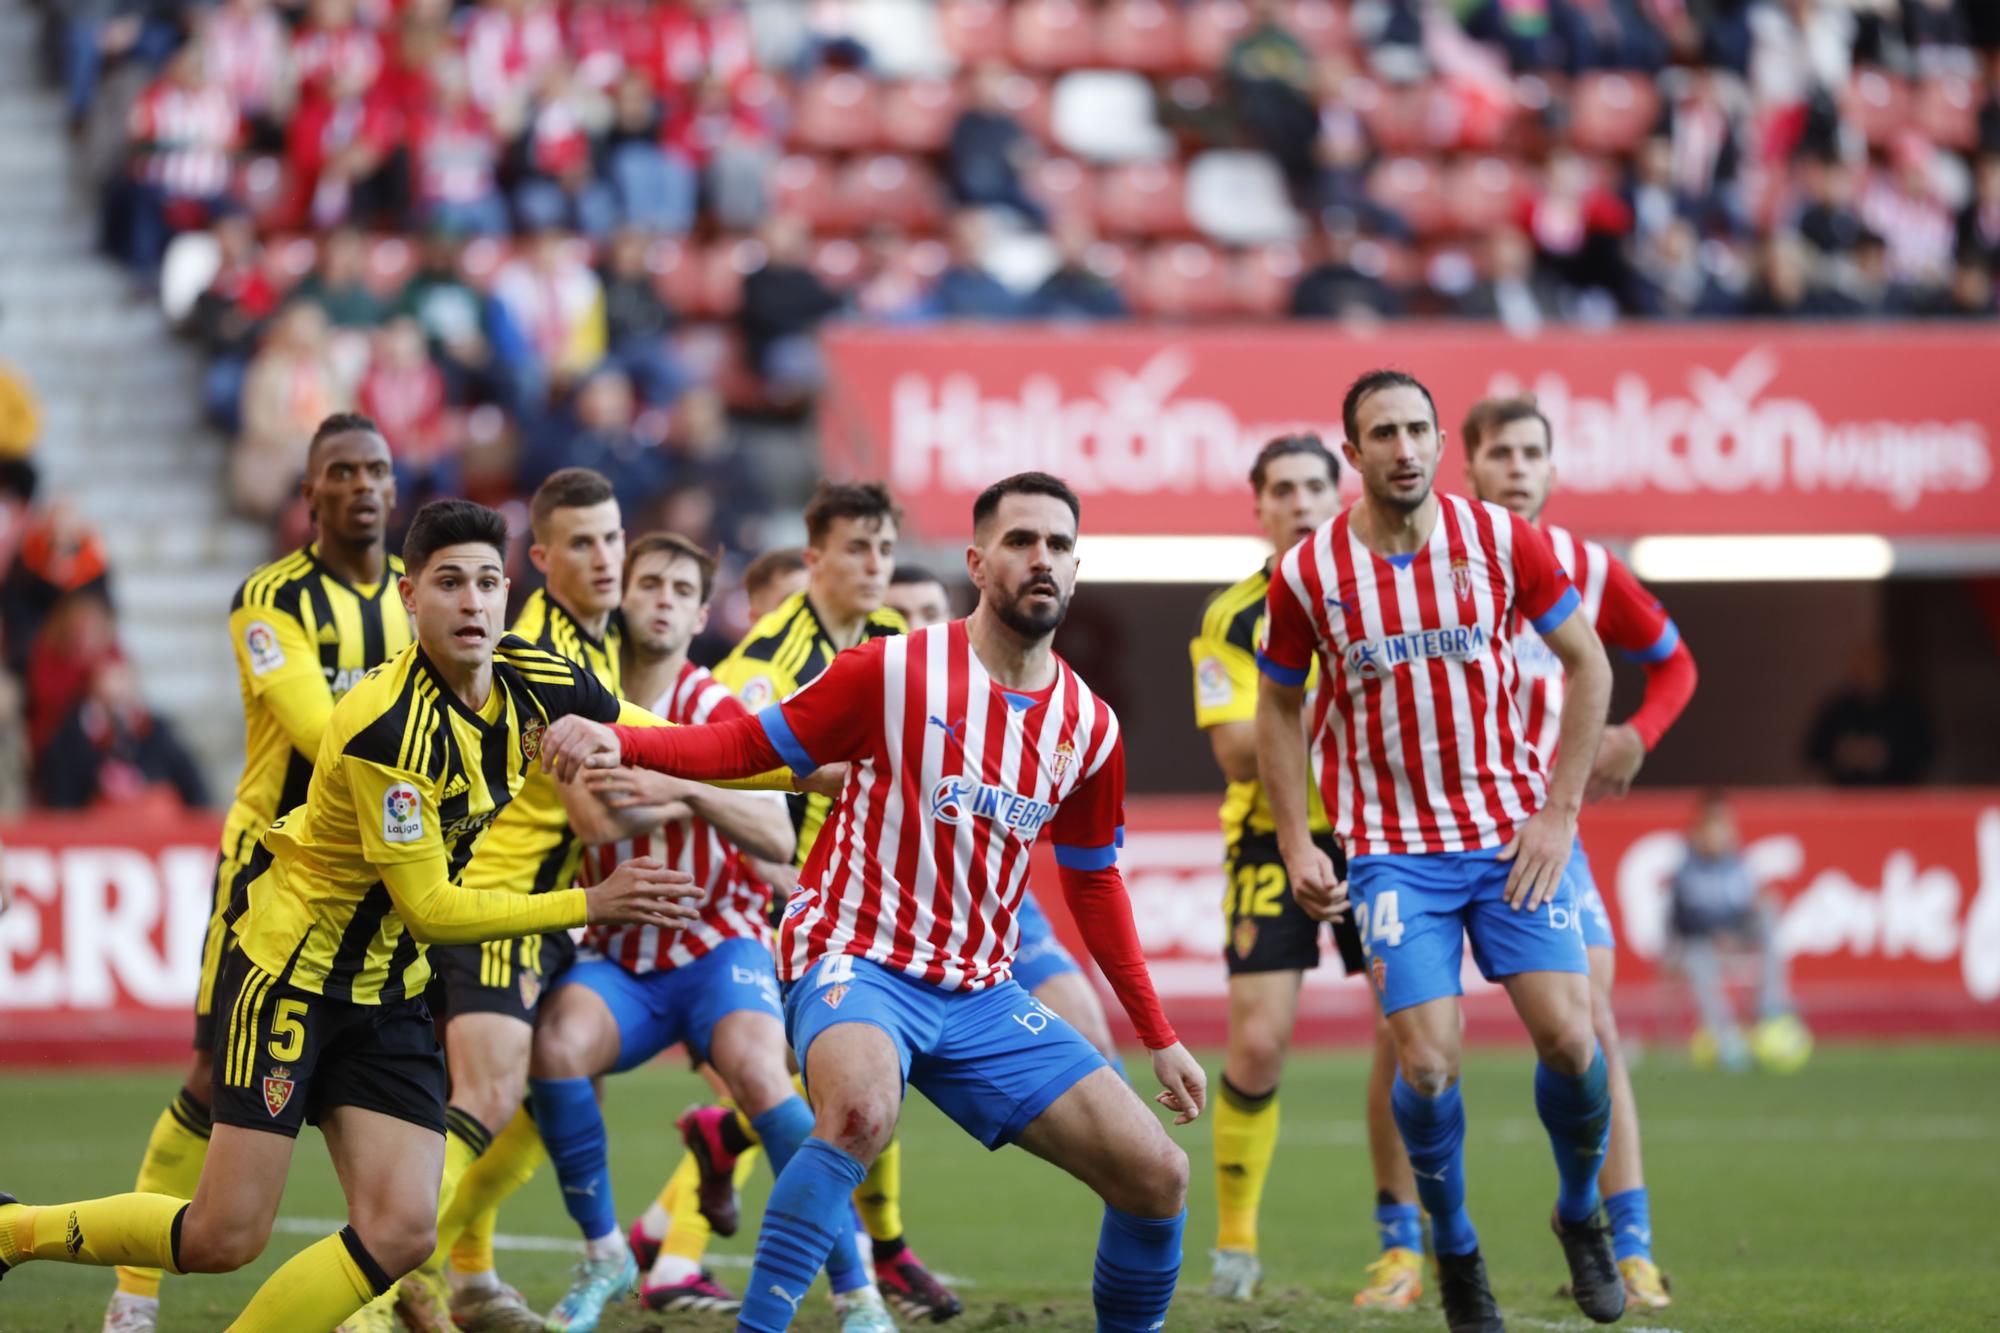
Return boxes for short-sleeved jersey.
[579,661,773,974]
[1515,525,1681,762]
[226,545,412,845]
[460,589,623,899]
[1260,495,1580,857]
[226,636,623,1003]
[713,590,906,865]
[1189,566,1332,847]
[756,620,1123,992]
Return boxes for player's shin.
[1094,1206,1186,1333]
[433,1105,543,1276]
[1212,1076,1279,1254]
[226,1225,388,1332]
[748,1099,873,1297]
[527,1077,620,1249]
[116,1088,213,1297]
[1388,1073,1478,1257]
[853,1136,904,1259]
[0,1194,189,1273]
[736,1137,868,1332]
[1535,1045,1612,1224]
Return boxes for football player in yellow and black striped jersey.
[0,500,745,1333]
[1191,436,1420,1308]
[109,414,412,1326]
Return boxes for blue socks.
[1093,1206,1185,1332]
[1389,1072,1478,1257]
[1605,1186,1653,1262]
[737,1137,868,1331]
[1535,1046,1613,1225]
[1374,1198,1423,1254]
[748,1099,870,1296]
[528,1076,616,1240]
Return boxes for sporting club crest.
[822,984,849,1010]
[1449,557,1474,601]
[519,715,545,763]
[263,1066,296,1117]
[1050,739,1078,784]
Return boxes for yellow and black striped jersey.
[226,636,637,1003]
[459,589,623,899]
[1190,566,1329,849]
[714,590,906,864]
[225,544,412,862]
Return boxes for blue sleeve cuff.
[1256,651,1309,687]
[758,703,817,776]
[1529,585,1581,635]
[1622,618,1681,665]
[1054,828,1124,871]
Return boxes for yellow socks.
[437,1105,543,1274]
[659,1146,762,1264]
[225,1226,387,1332]
[855,1136,904,1246]
[0,1194,187,1272]
[116,1088,212,1297]
[1214,1077,1280,1253]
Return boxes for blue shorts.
[1569,839,1615,951]
[785,953,1106,1150]
[1012,889,1082,993]
[556,937,784,1073]
[1348,846,1589,1015]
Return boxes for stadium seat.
[1097,159,1189,236]
[700,237,766,318]
[364,236,416,298]
[1843,69,1911,150]
[1098,0,1184,75]
[1229,241,1305,317]
[938,0,1009,64]
[995,71,1055,145]
[769,154,842,229]
[1012,0,1097,71]
[1285,0,1349,56]
[647,237,704,314]
[904,237,953,283]
[1913,72,1980,153]
[1052,71,1174,162]
[1355,78,1453,154]
[792,71,882,152]
[1570,72,1663,154]
[1187,149,1303,245]
[1031,156,1099,228]
[267,235,319,286]
[1136,241,1231,319]
[837,154,946,231]
[1444,156,1526,235]
[1366,155,1448,237]
[1182,0,1251,71]
[457,237,510,286]
[880,77,962,153]
[812,237,866,289]
[1081,237,1139,304]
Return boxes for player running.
[1454,393,1698,1308]
[542,471,1209,1333]
[1189,434,1425,1307]
[1256,371,1624,1333]
[105,413,412,1333]
[0,499,719,1332]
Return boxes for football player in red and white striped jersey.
[543,473,1206,1333]
[1258,371,1625,1332]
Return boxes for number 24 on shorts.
[1353,891,1406,953]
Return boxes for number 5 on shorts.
[267,998,308,1062]
[1352,890,1406,956]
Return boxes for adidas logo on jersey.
[316,622,339,644]
[441,773,469,799]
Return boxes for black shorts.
[209,947,447,1138]
[1223,831,1364,976]
[427,930,576,1025]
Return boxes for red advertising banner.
[819,325,2000,540]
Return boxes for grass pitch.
[1,1042,1995,1331]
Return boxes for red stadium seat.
[1366,155,1448,237]
[1012,0,1097,71]
[1843,69,1911,150]
[1356,78,1451,153]
[769,154,842,229]
[1182,0,1251,71]
[647,237,704,314]
[811,237,866,289]
[993,71,1055,144]
[1285,0,1349,56]
[792,71,881,152]
[837,154,946,232]
[1081,238,1139,305]
[1097,159,1189,236]
[938,0,1009,64]
[700,236,765,318]
[1913,72,1980,152]
[1444,156,1526,235]
[1230,242,1305,316]
[904,238,953,284]
[1136,241,1231,318]
[1098,0,1184,74]
[880,78,962,153]
[1032,156,1098,228]
[364,236,416,298]
[1570,72,1662,154]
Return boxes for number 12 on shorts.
[1353,890,1405,953]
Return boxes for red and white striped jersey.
[128,80,240,198]
[760,621,1125,992]
[578,662,773,974]
[1515,525,1680,762]
[1260,494,1580,857]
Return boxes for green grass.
[3,1043,1997,1331]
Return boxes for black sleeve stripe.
[1224,598,1264,654]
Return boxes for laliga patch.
[738,674,776,710]
[519,715,545,763]
[245,621,285,676]
[382,782,424,843]
[263,1065,296,1117]
[1195,655,1232,709]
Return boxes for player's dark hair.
[529,467,616,540]
[1461,394,1553,457]
[742,547,806,600]
[625,531,717,603]
[972,471,1080,533]
[1341,369,1437,448]
[803,481,900,547]
[1249,433,1339,494]
[402,499,509,574]
[305,411,383,472]
[889,564,944,587]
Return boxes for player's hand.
[794,763,849,799]
[1497,807,1575,911]
[1149,1042,1207,1126]
[584,765,692,811]
[543,715,622,782]
[1281,836,1348,922]
[582,855,700,929]
[1584,723,1646,803]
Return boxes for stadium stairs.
[0,0,265,792]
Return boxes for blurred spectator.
[41,661,208,812]
[110,38,241,275]
[490,228,609,401]
[3,501,110,679]
[1626,135,1691,246]
[510,60,618,237]
[291,224,390,329]
[461,0,567,127]
[1225,0,1320,188]
[947,61,1047,229]
[285,55,407,231]
[1954,153,2000,271]
[0,668,28,816]
[60,0,185,132]
[1804,642,1934,785]
[928,211,1020,319]
[191,206,280,430]
[199,0,289,141]
[1790,152,1866,255]
[235,301,348,520]
[601,70,696,235]
[598,227,685,405]
[852,225,931,321]
[1029,220,1129,320]
[410,59,511,237]
[1655,68,1748,235]
[290,0,382,109]
[1748,1,1852,144]
[0,364,40,463]
[1859,135,1957,289]
[662,386,768,553]
[738,214,843,405]
[1740,229,1850,316]
[395,228,498,404]
[358,316,456,501]
[1667,791,1801,1072]
[1460,0,1571,74]
[1901,0,1977,80]
[1835,229,1919,315]
[644,0,758,89]
[1564,0,1672,73]
[1458,225,1562,331]
[24,589,119,757]
[1519,147,1635,309]
[1290,212,1405,319]
[521,369,668,517]
[662,72,779,230]
[1916,253,1997,319]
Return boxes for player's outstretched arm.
[380,853,700,943]
[558,765,685,847]
[585,765,796,864]
[1255,674,1346,921]
[1499,606,1611,910]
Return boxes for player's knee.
[530,1014,593,1080]
[1229,1023,1289,1090]
[728,1055,797,1120]
[177,1214,267,1273]
[813,1095,896,1163]
[452,1073,525,1131]
[1534,1016,1598,1076]
[1398,1047,1458,1097]
[353,1216,436,1281]
[1108,1137,1188,1218]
